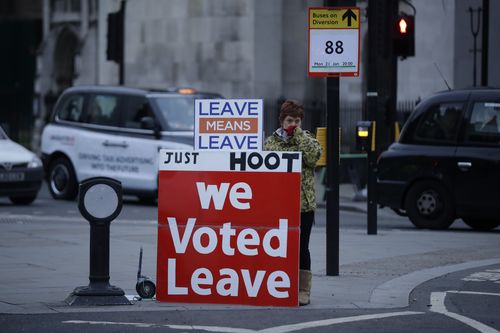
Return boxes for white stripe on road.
[446,290,500,297]
[63,320,157,328]
[256,311,423,333]
[166,325,254,333]
[430,292,499,333]
[63,311,423,333]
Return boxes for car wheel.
[462,218,500,231]
[48,157,78,200]
[9,195,37,205]
[405,180,455,230]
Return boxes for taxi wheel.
[9,195,37,205]
[48,157,77,200]
[405,180,455,230]
[462,218,500,231]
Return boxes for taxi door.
[454,91,500,218]
[77,93,158,193]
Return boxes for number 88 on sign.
[308,7,360,77]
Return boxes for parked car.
[0,126,44,205]
[377,88,500,231]
[41,85,222,202]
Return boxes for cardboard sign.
[157,150,301,307]
[194,99,263,151]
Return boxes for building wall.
[124,0,255,98]
[34,0,499,150]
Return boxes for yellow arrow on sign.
[310,8,360,29]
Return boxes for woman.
[264,100,322,306]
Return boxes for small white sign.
[194,99,263,151]
[308,7,360,77]
[309,29,358,74]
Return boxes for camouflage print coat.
[264,127,322,212]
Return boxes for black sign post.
[323,0,357,276]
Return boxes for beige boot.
[299,270,312,306]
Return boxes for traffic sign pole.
[312,1,359,277]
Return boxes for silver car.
[0,126,44,205]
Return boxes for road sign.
[308,7,360,77]
[157,150,301,306]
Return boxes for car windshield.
[149,95,199,131]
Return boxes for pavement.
[1,183,499,314]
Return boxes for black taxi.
[377,89,500,230]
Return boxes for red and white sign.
[157,150,301,307]
[194,99,263,151]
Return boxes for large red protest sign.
[157,150,301,306]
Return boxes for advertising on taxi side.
[157,150,301,306]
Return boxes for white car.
[41,85,222,202]
[0,126,44,205]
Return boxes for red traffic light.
[394,14,415,57]
[398,18,408,34]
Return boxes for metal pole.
[367,96,378,235]
[323,0,356,277]
[325,77,340,276]
[481,0,489,86]
[89,223,111,283]
[119,0,126,85]
[323,0,340,277]
[469,7,481,88]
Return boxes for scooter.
[135,247,156,299]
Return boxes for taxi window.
[57,94,85,122]
[122,96,154,129]
[150,96,196,131]
[464,102,500,145]
[86,94,120,127]
[414,102,464,143]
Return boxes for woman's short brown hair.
[279,100,304,123]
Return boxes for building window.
[52,0,80,13]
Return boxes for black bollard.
[66,177,131,306]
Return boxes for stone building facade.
[32,0,500,151]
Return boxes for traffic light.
[393,14,415,57]
[106,7,124,62]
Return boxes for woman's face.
[282,116,302,129]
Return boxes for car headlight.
[28,156,42,168]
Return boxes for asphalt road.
[2,264,499,333]
[1,183,499,333]
[0,182,485,232]
[3,262,500,333]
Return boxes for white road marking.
[462,270,500,283]
[63,320,157,328]
[430,292,500,333]
[256,311,423,333]
[166,325,254,333]
[446,290,500,297]
[62,311,424,333]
